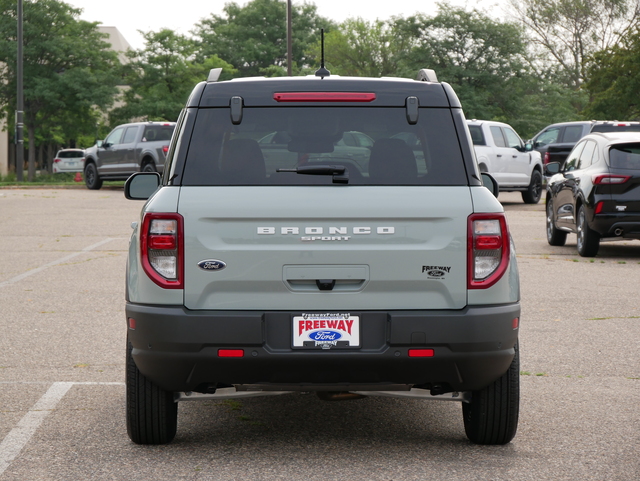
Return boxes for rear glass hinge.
[230,96,244,124]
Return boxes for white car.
[52,149,85,173]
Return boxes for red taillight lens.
[468,213,510,289]
[592,174,630,185]
[148,235,177,250]
[273,92,376,102]
[54,158,61,163]
[543,152,550,164]
[162,145,169,154]
[140,213,184,289]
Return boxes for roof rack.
[207,68,223,82]
[416,69,438,82]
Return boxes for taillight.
[54,158,61,163]
[162,145,169,155]
[592,174,630,185]
[140,213,183,289]
[273,92,376,102]
[468,213,510,289]
[543,152,550,164]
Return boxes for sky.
[67,0,507,51]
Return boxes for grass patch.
[0,171,124,188]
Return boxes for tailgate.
[179,186,472,311]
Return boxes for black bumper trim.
[126,303,520,392]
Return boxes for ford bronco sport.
[124,68,521,445]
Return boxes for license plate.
[293,313,360,349]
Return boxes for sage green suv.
[124,68,521,446]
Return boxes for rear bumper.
[126,303,520,393]
[591,213,640,239]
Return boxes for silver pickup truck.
[83,121,175,189]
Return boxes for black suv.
[531,120,640,165]
[545,132,640,256]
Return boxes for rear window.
[468,125,485,146]
[182,107,467,186]
[143,124,175,142]
[609,144,640,170]
[57,150,84,158]
[592,123,640,133]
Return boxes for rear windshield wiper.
[276,165,349,184]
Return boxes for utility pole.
[16,0,24,181]
[286,0,292,76]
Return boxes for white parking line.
[0,381,124,476]
[0,238,115,289]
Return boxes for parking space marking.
[0,381,124,476]
[0,238,115,289]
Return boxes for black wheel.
[546,199,567,246]
[576,205,600,257]
[462,342,520,445]
[521,170,542,204]
[126,339,177,444]
[84,162,103,190]
[142,161,156,173]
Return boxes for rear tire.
[576,205,600,257]
[462,342,520,445]
[84,162,103,190]
[546,199,567,246]
[126,339,177,444]
[521,170,542,204]
[142,161,156,173]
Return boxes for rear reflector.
[408,349,435,358]
[273,92,376,103]
[595,201,604,214]
[512,318,519,330]
[218,349,244,358]
[128,318,136,330]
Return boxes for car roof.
[466,119,511,128]
[190,75,461,109]
[583,131,640,144]
[57,149,84,153]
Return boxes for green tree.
[583,29,640,119]
[110,29,236,124]
[398,6,533,123]
[508,0,640,90]
[0,0,120,179]
[193,0,336,77]
[308,17,415,77]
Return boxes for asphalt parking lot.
[0,188,638,480]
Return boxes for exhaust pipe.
[614,228,623,236]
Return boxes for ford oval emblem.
[309,330,342,341]
[427,270,445,277]
[197,260,227,271]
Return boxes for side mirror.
[524,142,533,152]
[544,162,561,176]
[124,172,161,200]
[96,140,103,148]
[481,172,499,197]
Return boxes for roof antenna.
[315,29,330,78]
